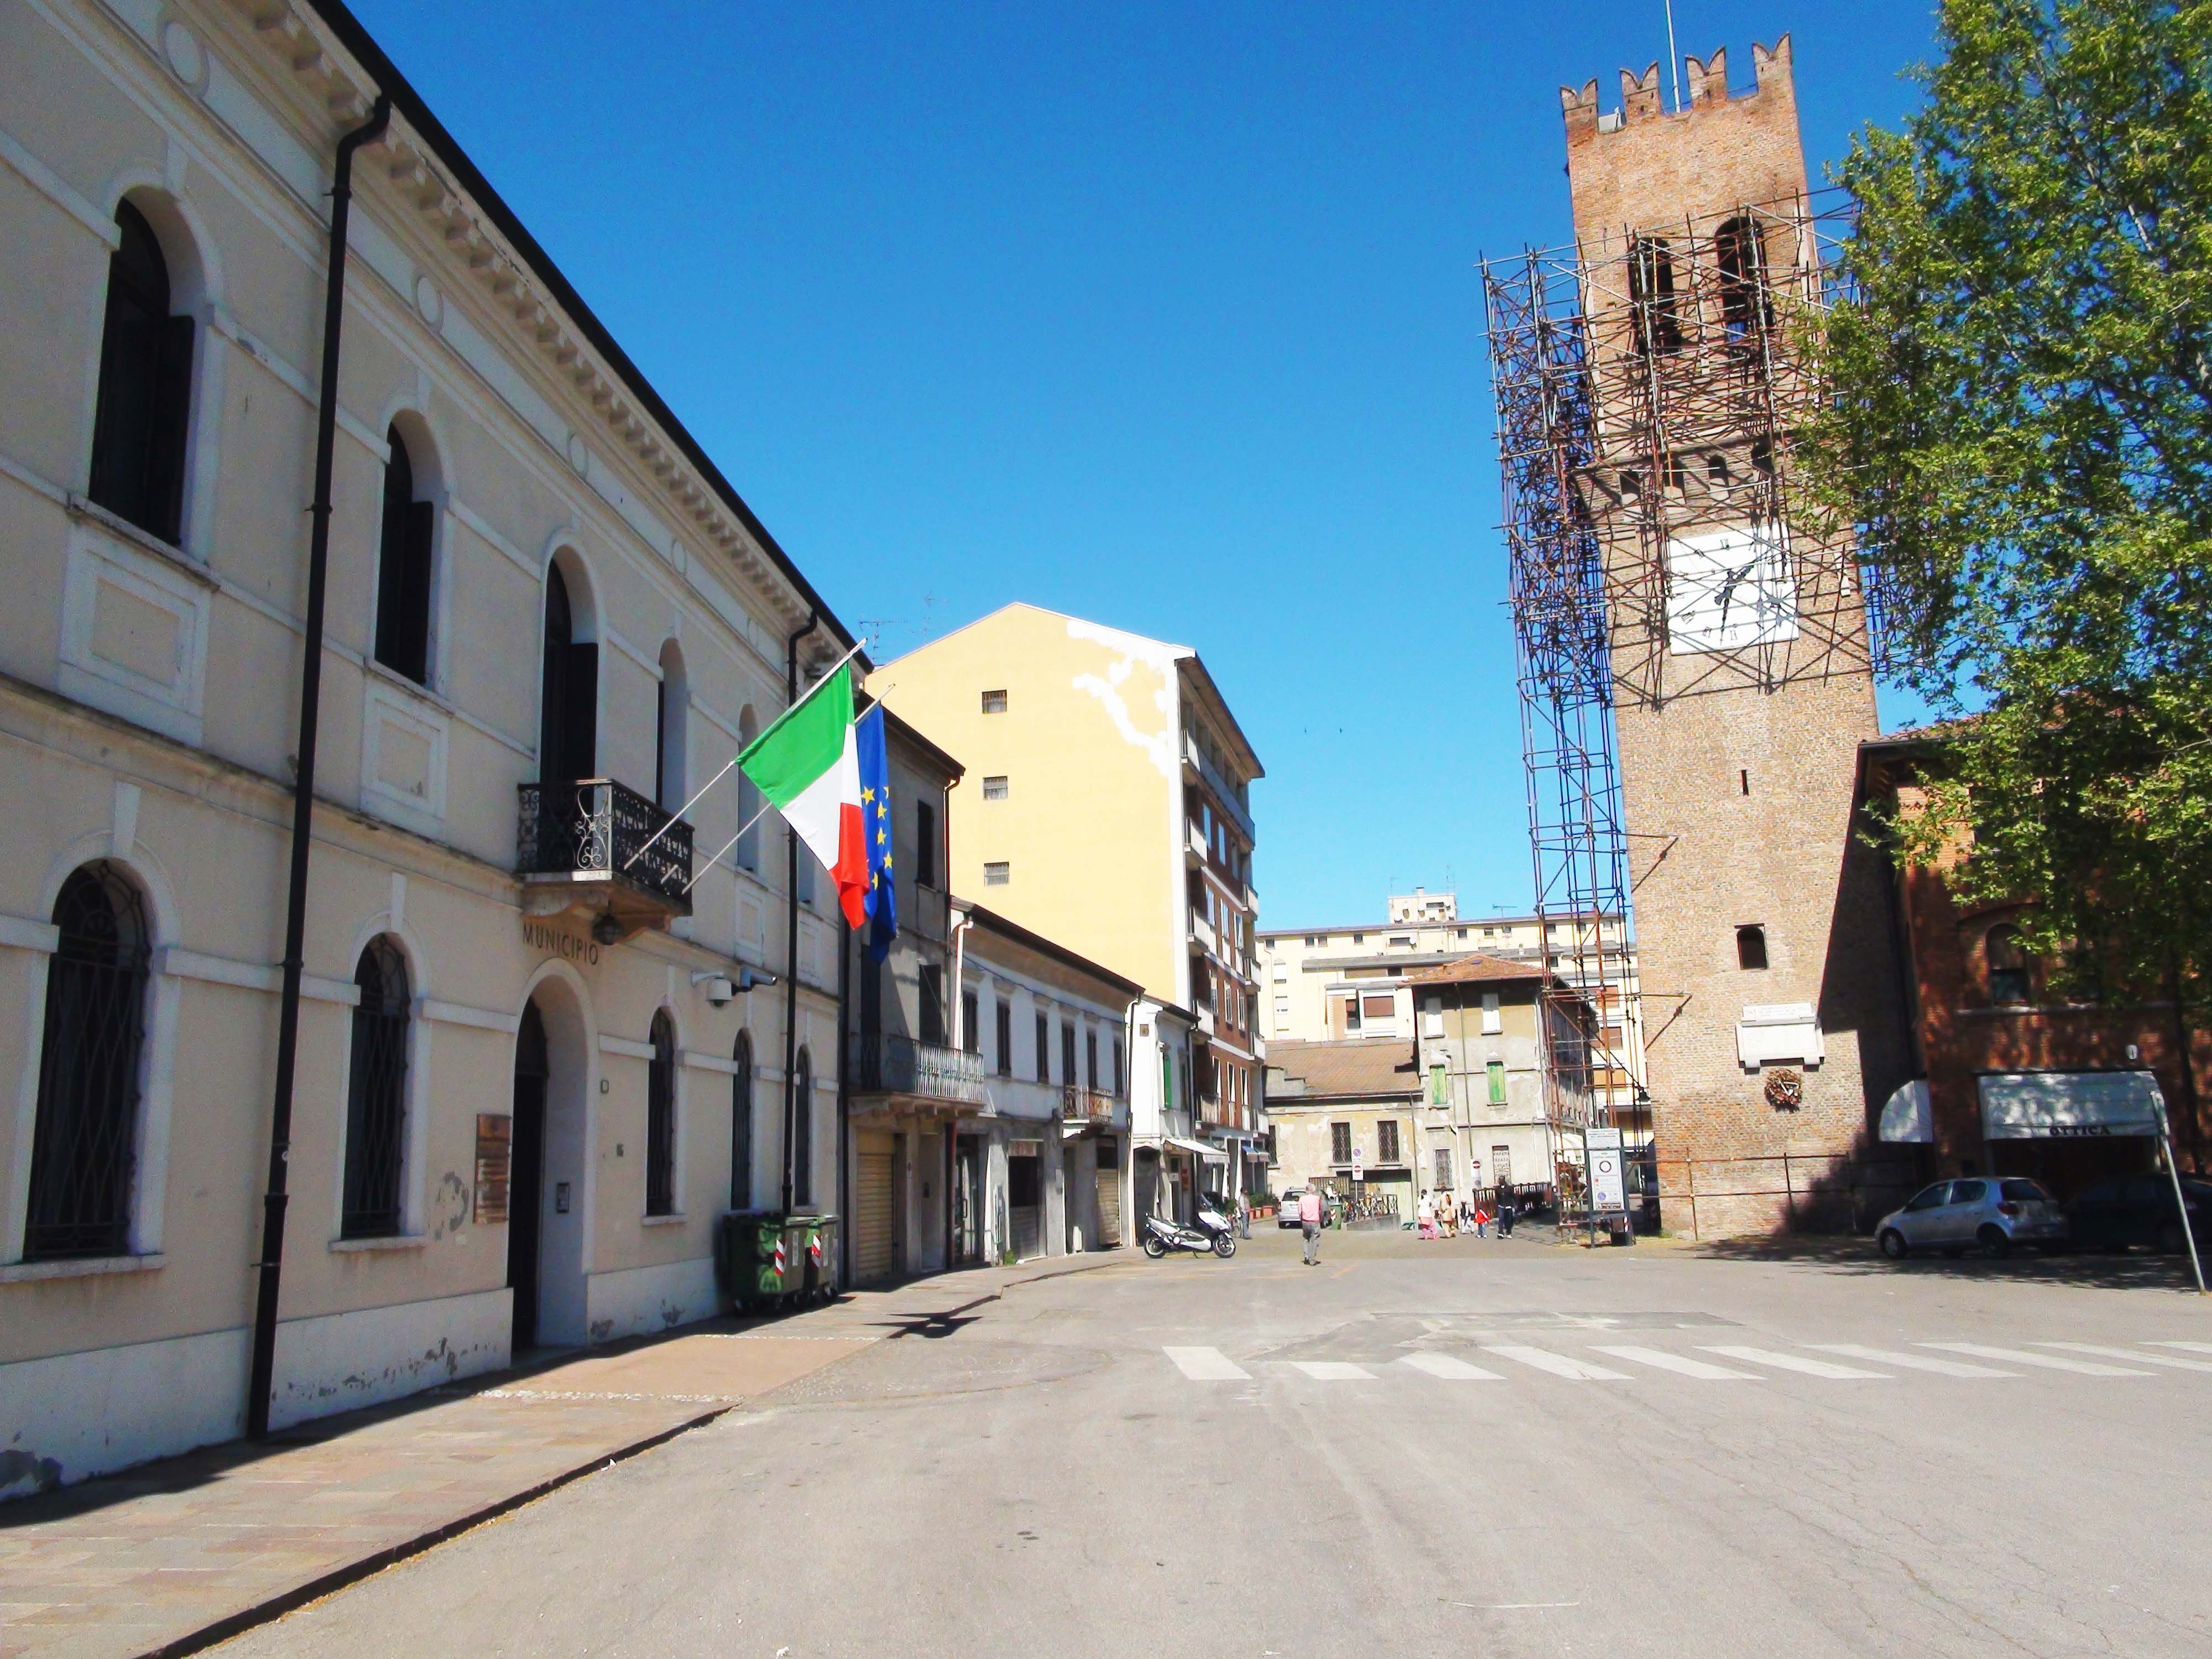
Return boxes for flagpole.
[682,799,780,896]
[624,635,870,873]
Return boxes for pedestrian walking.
[1499,1192,1516,1238]
[1474,1200,1490,1239]
[1417,1192,1438,1240]
[1299,1187,1325,1265]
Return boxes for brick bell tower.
[1558,37,1910,1237]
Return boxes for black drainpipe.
[781,610,818,1214]
[247,95,392,1442]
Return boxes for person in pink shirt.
[1298,1187,1326,1265]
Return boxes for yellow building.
[873,604,1265,1203]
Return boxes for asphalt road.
[218,1228,2212,1658]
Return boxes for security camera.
[692,971,735,1006]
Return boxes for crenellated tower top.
[1558,35,1805,252]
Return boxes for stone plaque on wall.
[474,1113,512,1224]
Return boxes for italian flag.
[737,662,869,928]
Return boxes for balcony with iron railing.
[847,1030,988,1105]
[517,779,693,941]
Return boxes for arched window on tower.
[342,937,412,1238]
[646,1011,677,1217]
[1627,234,1682,356]
[25,864,152,1259]
[374,427,435,685]
[88,200,195,544]
[1736,925,1768,971]
[1715,216,1771,343]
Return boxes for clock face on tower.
[1664,524,1799,655]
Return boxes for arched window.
[792,1047,813,1207]
[1627,234,1682,356]
[731,1031,754,1209]
[374,426,434,685]
[88,200,195,544]
[1986,924,2031,1007]
[342,937,411,1238]
[734,706,761,872]
[25,863,151,1259]
[646,1010,677,1216]
[539,562,597,784]
[1736,925,1768,971]
[1715,216,1770,342]
[656,641,688,811]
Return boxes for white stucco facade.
[1,0,854,1496]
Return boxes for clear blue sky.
[351,0,1942,929]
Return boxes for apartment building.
[953,902,1144,1263]
[1,0,857,1491]
[1260,889,1647,1142]
[873,604,1263,1209]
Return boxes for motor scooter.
[1141,1204,1237,1259]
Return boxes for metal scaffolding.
[1480,189,1872,1169]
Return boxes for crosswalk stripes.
[2036,1342,2212,1373]
[1162,1339,2203,1387]
[1400,1353,1503,1381]
[1805,1344,2017,1378]
[1164,1346,1249,1380]
[1919,1343,2154,1376]
[1699,1345,1891,1379]
[1592,1345,1760,1379]
[1481,1344,1632,1381]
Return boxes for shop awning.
[1165,1136,1229,1164]
[1878,1079,1933,1144]
[1978,1071,2166,1140]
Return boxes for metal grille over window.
[646,1012,677,1217]
[342,937,412,1239]
[26,864,150,1260]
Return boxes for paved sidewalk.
[0,1253,1119,1659]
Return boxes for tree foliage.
[1802,0,2212,1003]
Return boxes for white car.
[1876,1177,2067,1260]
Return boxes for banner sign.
[1586,1125,1626,1213]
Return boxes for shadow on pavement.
[1687,1234,2204,1292]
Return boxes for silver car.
[1877,1177,2068,1261]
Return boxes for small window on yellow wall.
[981,689,1008,713]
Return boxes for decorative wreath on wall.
[1764,1067,1804,1111]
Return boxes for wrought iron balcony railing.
[847,1031,987,1104]
[517,779,693,914]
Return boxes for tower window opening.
[1740,769,1750,796]
[1715,216,1772,341]
[1627,235,1682,356]
[1736,925,1768,971]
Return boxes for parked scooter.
[1141,1204,1237,1259]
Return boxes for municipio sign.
[1586,1125,1626,1214]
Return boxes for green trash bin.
[791,1214,839,1302]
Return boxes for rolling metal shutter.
[1095,1166,1121,1247]
[855,1131,897,1282]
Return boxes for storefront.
[1979,1070,2169,1197]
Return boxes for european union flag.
[854,706,898,961]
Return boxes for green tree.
[1802,0,2212,1005]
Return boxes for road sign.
[1350,1149,1363,1180]
[1587,1125,1625,1213]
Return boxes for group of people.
[1416,1189,1516,1241]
